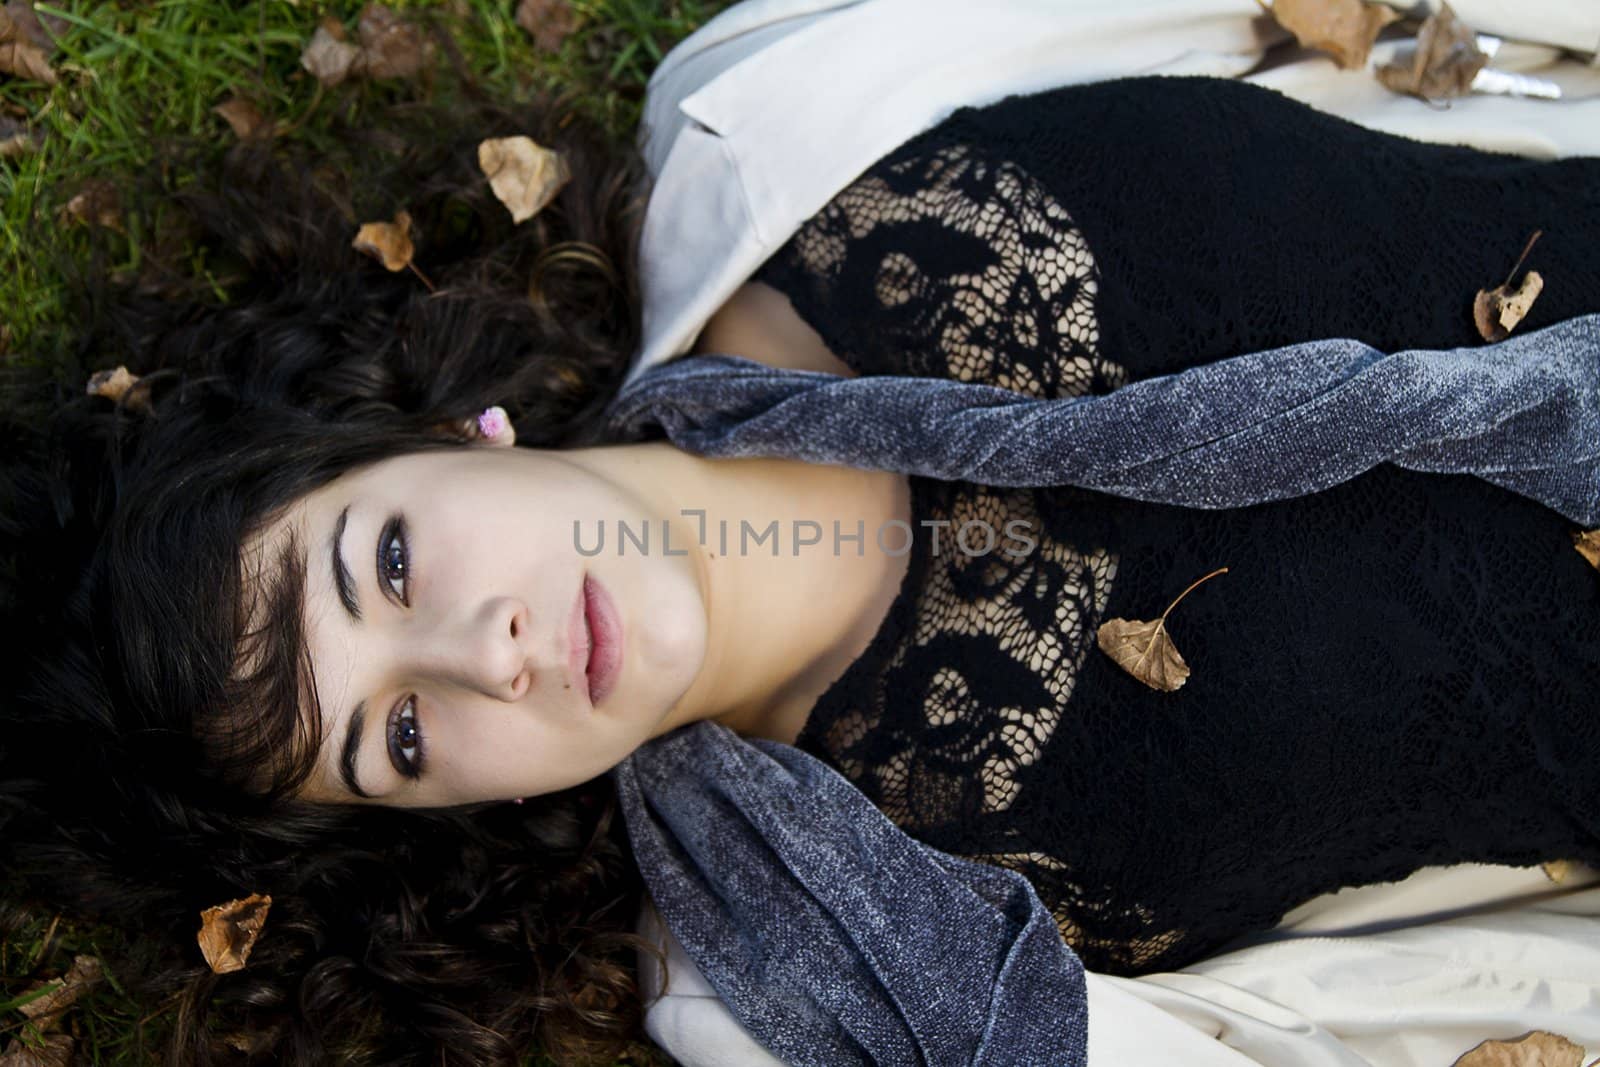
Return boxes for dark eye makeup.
[376,514,426,778]
[377,515,410,606]
[388,695,426,779]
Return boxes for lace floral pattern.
[771,141,1126,399]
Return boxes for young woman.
[2,71,1597,1067]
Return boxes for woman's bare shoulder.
[690,281,857,378]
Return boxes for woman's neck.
[569,441,911,745]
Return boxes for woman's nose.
[417,596,534,701]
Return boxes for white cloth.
[627,1,1600,1063]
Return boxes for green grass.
[0,0,726,1061]
[0,0,723,367]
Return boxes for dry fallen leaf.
[478,135,571,224]
[1541,859,1572,884]
[1473,271,1542,341]
[516,0,579,53]
[16,954,103,1029]
[353,207,419,275]
[354,4,430,81]
[1452,1030,1585,1067]
[197,893,272,975]
[1573,529,1600,570]
[1473,230,1544,342]
[1096,567,1229,692]
[299,6,430,87]
[0,1033,73,1067]
[1376,2,1489,100]
[60,178,124,233]
[1262,0,1400,70]
[0,113,39,158]
[0,2,57,85]
[86,365,140,403]
[300,17,361,87]
[212,96,274,141]
[352,210,416,272]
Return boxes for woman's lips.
[582,574,623,707]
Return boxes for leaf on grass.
[1573,529,1600,570]
[352,210,415,272]
[1473,230,1544,342]
[1096,567,1228,692]
[0,2,58,85]
[516,0,579,54]
[1263,0,1400,70]
[1452,1031,1585,1067]
[16,954,102,1029]
[0,1033,73,1067]
[60,178,124,233]
[0,113,39,158]
[478,136,571,224]
[1376,2,1489,100]
[197,893,272,975]
[300,6,430,88]
[301,17,361,87]
[212,96,274,141]
[354,4,431,81]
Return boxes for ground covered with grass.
[0,1,724,1062]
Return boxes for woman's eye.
[377,516,410,605]
[388,696,425,779]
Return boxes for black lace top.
[751,77,1600,977]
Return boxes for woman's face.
[248,444,708,808]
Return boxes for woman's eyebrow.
[331,505,362,622]
[340,701,375,799]
[329,503,374,799]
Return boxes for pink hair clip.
[476,405,510,442]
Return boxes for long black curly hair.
[0,93,673,1065]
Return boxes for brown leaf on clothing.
[1451,1031,1585,1067]
[0,2,58,85]
[197,893,272,975]
[516,0,579,54]
[1541,859,1573,884]
[212,96,275,141]
[300,17,361,87]
[1473,230,1544,342]
[1375,2,1489,100]
[1096,567,1229,692]
[478,135,571,224]
[353,4,431,81]
[60,178,124,233]
[1473,271,1543,341]
[1261,0,1400,70]
[0,1033,73,1067]
[1573,529,1600,570]
[16,954,103,1029]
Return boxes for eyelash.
[377,515,410,605]
[377,516,425,778]
[388,696,426,779]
